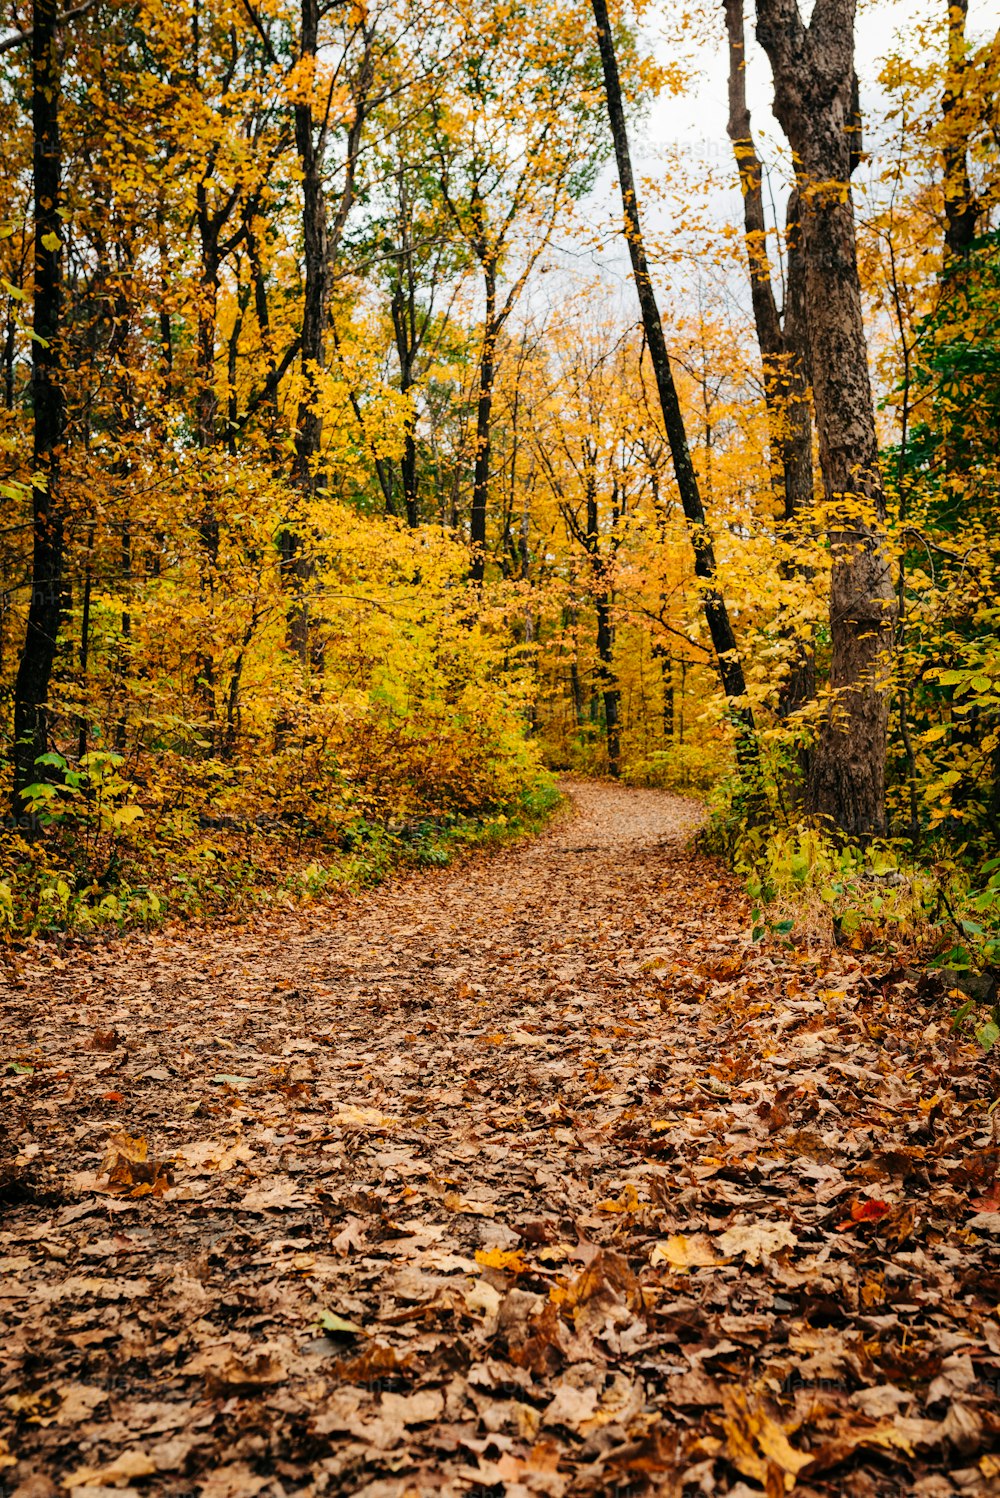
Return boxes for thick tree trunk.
[13,0,65,811]
[591,0,756,762]
[724,0,814,718]
[777,195,816,718]
[756,0,896,839]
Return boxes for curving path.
[1,781,997,1497]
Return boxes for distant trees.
[1,0,998,862]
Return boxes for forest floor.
[1,780,999,1498]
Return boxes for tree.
[724,0,814,719]
[433,0,607,580]
[591,0,757,759]
[11,0,67,812]
[755,0,897,838]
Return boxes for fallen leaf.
[719,1386,812,1491]
[836,1197,892,1231]
[100,1133,171,1196]
[716,1222,798,1265]
[316,1308,365,1337]
[62,1450,157,1488]
[198,1464,270,1498]
[186,1347,286,1393]
[380,1389,444,1425]
[239,1177,307,1211]
[650,1233,719,1270]
[331,1105,393,1127]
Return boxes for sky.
[567,0,997,310]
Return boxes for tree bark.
[942,0,978,260]
[284,0,329,662]
[470,273,496,584]
[756,0,896,839]
[582,465,621,776]
[287,5,372,656]
[591,0,756,760]
[390,260,420,527]
[595,586,620,776]
[724,0,814,717]
[292,0,328,501]
[13,0,66,811]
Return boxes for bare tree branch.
[0,0,95,54]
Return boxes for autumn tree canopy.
[0,0,999,933]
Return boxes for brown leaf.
[62,1450,157,1488]
[100,1133,172,1196]
[719,1386,813,1491]
[186,1346,287,1393]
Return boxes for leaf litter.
[1,780,999,1497]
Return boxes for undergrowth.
[703,759,1000,1056]
[0,771,562,943]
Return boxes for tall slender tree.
[591,0,756,757]
[724,0,814,717]
[12,0,67,811]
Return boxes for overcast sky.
[561,0,996,313]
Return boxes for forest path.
[2,782,998,1498]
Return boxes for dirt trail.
[1,781,999,1498]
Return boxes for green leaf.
[5,1061,33,1074]
[210,1073,255,1087]
[316,1308,364,1336]
[974,1019,999,1053]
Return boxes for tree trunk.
[595,588,620,776]
[13,0,65,811]
[390,282,420,527]
[756,0,896,840]
[470,267,497,583]
[591,0,756,762]
[724,0,814,718]
[942,0,978,261]
[285,0,329,663]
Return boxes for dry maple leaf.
[475,1245,528,1273]
[650,1233,719,1270]
[559,1248,639,1311]
[719,1386,812,1492]
[716,1222,798,1265]
[835,1197,892,1230]
[100,1132,172,1196]
[239,1176,308,1211]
